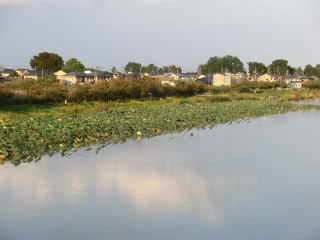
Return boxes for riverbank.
[1,88,320,119]
[0,100,315,165]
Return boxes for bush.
[0,76,209,104]
[209,86,231,94]
[303,81,320,89]
[0,88,14,103]
[231,80,286,92]
[67,85,90,102]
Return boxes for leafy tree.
[248,62,267,75]
[142,64,158,73]
[295,67,304,75]
[111,66,118,74]
[8,71,19,77]
[287,65,295,75]
[64,58,85,71]
[30,52,64,72]
[199,56,244,74]
[162,65,182,74]
[269,59,288,75]
[125,62,142,73]
[304,64,320,77]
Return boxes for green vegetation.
[0,100,310,165]
[248,62,267,75]
[199,55,244,74]
[0,77,208,104]
[64,58,85,71]
[30,52,64,72]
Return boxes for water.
[1,110,320,240]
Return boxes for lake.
[1,109,320,240]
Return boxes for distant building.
[23,70,52,80]
[287,75,303,89]
[257,74,276,82]
[288,81,302,89]
[212,73,238,86]
[60,71,113,85]
[54,70,73,81]
[16,69,30,76]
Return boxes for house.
[288,80,302,89]
[212,73,238,86]
[287,75,303,89]
[1,68,15,77]
[16,69,30,76]
[23,70,52,80]
[60,72,92,85]
[54,70,73,81]
[93,71,113,82]
[60,71,113,85]
[257,74,276,82]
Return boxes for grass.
[0,97,204,119]
[0,99,315,165]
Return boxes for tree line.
[27,52,320,78]
[199,56,320,77]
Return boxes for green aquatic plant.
[0,100,311,165]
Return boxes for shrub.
[0,88,14,103]
[303,81,320,89]
[67,85,90,102]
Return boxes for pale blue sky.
[0,0,319,71]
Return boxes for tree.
[304,64,320,77]
[269,59,288,75]
[248,62,267,75]
[30,52,64,72]
[64,58,85,71]
[143,64,158,73]
[111,66,118,74]
[295,67,304,75]
[287,65,295,75]
[8,71,19,77]
[162,65,182,74]
[125,62,142,73]
[199,55,244,74]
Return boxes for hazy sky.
[0,0,319,71]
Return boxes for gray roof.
[24,70,52,77]
[2,68,15,74]
[65,71,113,77]
[65,71,90,77]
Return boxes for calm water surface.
[1,110,320,240]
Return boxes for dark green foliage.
[125,62,142,73]
[200,55,244,74]
[248,62,267,75]
[8,72,19,77]
[30,52,64,72]
[142,64,158,73]
[269,59,288,75]
[304,64,320,77]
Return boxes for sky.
[0,0,319,72]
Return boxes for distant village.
[1,67,318,90]
[1,53,319,90]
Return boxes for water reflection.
[1,110,320,240]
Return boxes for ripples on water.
[1,110,320,240]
